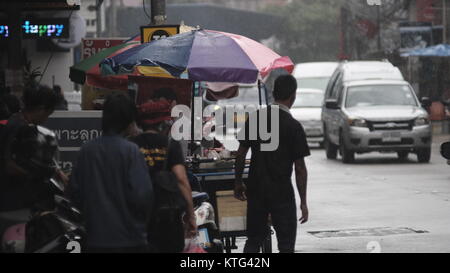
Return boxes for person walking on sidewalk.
[68,93,154,253]
[234,75,310,253]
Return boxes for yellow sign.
[140,25,180,43]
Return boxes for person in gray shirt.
[69,93,154,253]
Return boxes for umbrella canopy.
[69,38,142,90]
[100,29,294,84]
[401,44,450,57]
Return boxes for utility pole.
[150,0,166,25]
[377,5,382,51]
[96,0,103,37]
[110,0,117,37]
[444,0,448,44]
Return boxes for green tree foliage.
[265,0,344,63]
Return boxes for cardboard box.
[217,191,247,232]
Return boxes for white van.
[293,62,339,91]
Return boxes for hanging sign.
[140,25,180,43]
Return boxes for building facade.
[0,1,84,95]
[79,0,106,38]
[163,0,290,11]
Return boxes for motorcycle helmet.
[1,223,26,253]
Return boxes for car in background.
[291,88,325,146]
[293,62,339,91]
[322,61,432,163]
[202,84,262,152]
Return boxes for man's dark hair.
[102,93,137,134]
[273,75,297,101]
[152,87,177,102]
[22,85,58,111]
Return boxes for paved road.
[235,134,450,253]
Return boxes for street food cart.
[187,157,273,253]
[98,29,294,253]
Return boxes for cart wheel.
[223,236,232,253]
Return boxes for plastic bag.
[182,237,207,253]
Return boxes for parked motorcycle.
[192,192,224,253]
[441,141,450,165]
[1,125,84,253]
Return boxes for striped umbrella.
[100,29,294,84]
[69,37,142,91]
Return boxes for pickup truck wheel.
[417,148,431,163]
[340,133,355,164]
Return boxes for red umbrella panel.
[85,42,142,91]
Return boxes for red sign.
[128,76,193,108]
[417,0,438,23]
[82,38,126,59]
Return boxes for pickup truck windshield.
[346,85,418,108]
[293,92,324,108]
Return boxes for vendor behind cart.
[131,95,197,248]
[234,75,310,253]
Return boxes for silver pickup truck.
[322,61,432,163]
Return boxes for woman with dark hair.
[1,85,59,208]
[0,85,61,240]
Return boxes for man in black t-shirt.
[131,96,197,246]
[132,132,185,176]
[234,75,310,253]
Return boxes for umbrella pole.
[258,80,262,106]
[190,81,196,156]
[264,81,269,105]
